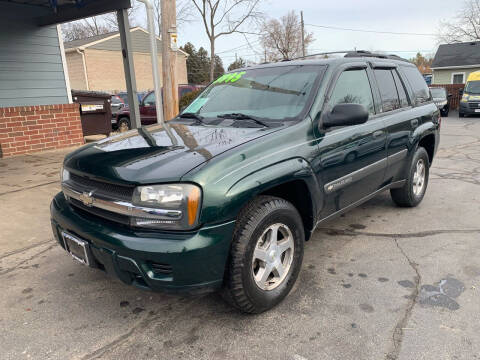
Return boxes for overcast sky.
[138,0,463,67]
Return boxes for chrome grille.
[468,101,480,109]
[63,174,182,227]
[69,198,130,225]
[68,173,134,201]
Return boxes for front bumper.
[460,102,480,115]
[50,192,235,294]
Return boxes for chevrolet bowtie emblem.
[80,191,95,207]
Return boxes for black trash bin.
[72,90,112,137]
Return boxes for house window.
[452,72,465,84]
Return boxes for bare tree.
[191,0,263,81]
[62,17,111,42]
[62,6,139,42]
[103,4,140,30]
[439,0,480,43]
[261,11,314,61]
[152,0,194,35]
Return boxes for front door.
[314,65,388,219]
[139,91,157,125]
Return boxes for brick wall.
[0,103,84,158]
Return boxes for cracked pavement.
[1,114,480,360]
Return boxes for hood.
[64,122,281,184]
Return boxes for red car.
[112,85,205,132]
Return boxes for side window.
[329,69,375,115]
[402,66,431,105]
[374,69,400,112]
[143,92,155,105]
[452,73,465,84]
[392,70,410,108]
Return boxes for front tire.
[390,147,430,207]
[222,196,304,314]
[459,112,465,118]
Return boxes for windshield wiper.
[217,113,271,128]
[179,112,206,124]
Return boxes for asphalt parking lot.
[1,113,480,360]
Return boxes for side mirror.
[459,89,464,96]
[323,103,369,128]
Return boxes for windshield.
[182,65,325,121]
[430,88,446,98]
[465,80,480,94]
[111,96,123,105]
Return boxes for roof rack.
[290,50,411,63]
[344,50,410,62]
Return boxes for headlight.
[131,184,202,230]
[461,94,469,103]
[61,166,70,183]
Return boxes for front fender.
[206,158,321,225]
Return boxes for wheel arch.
[118,114,130,121]
[259,179,316,241]
[412,120,438,167]
[224,158,321,241]
[417,133,436,166]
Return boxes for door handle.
[372,130,384,138]
[411,119,419,128]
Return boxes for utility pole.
[300,11,305,57]
[161,0,178,120]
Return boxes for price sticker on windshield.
[214,71,246,84]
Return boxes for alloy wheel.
[413,158,426,196]
[252,223,295,291]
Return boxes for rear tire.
[390,147,430,207]
[222,196,304,314]
[118,117,131,133]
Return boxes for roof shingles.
[432,41,480,68]
[64,31,119,49]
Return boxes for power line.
[305,23,436,37]
[216,39,262,54]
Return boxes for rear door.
[371,64,413,183]
[315,63,388,218]
[383,65,434,182]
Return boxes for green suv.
[50,52,440,313]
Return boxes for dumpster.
[72,90,112,136]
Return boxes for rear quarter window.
[401,66,431,105]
